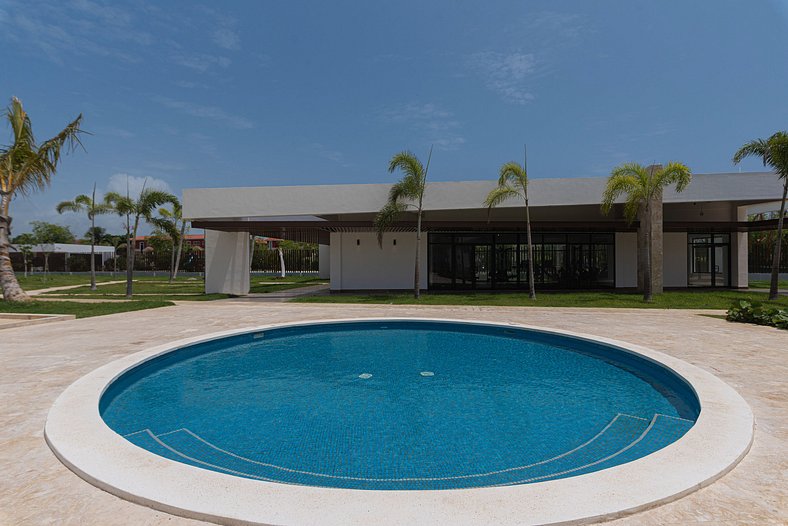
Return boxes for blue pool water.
[100,320,699,490]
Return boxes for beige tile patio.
[0,301,785,525]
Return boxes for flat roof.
[184,172,783,220]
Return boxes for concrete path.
[0,303,785,525]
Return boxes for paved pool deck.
[1,302,785,525]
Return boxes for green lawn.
[294,290,788,310]
[16,273,122,290]
[249,276,328,293]
[748,279,788,289]
[0,300,174,318]
[38,276,224,301]
[39,275,326,301]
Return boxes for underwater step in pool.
[101,320,700,490]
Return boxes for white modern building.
[183,172,784,295]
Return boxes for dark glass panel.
[428,244,453,287]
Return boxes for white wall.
[318,244,330,279]
[731,206,748,288]
[205,230,250,295]
[664,232,688,288]
[615,232,637,288]
[330,232,428,290]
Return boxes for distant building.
[133,234,205,252]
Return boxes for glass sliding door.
[688,234,730,287]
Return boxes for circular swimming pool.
[99,320,699,490]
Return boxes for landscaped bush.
[726,300,788,330]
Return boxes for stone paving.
[0,301,785,525]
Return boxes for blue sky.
[2,0,787,236]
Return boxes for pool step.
[122,413,693,489]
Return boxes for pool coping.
[44,317,754,526]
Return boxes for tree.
[105,186,177,298]
[374,148,432,299]
[484,148,537,300]
[0,97,84,301]
[152,197,187,283]
[84,226,110,245]
[602,162,691,302]
[57,185,112,290]
[30,221,75,276]
[733,131,788,300]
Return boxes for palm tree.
[56,184,112,290]
[374,148,432,299]
[733,131,788,300]
[0,97,84,302]
[152,197,186,283]
[484,148,536,300]
[602,162,692,302]
[105,186,177,298]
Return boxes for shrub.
[726,300,788,330]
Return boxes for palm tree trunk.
[168,239,176,283]
[126,214,138,299]
[769,180,788,300]
[173,222,186,281]
[524,188,536,300]
[643,203,653,302]
[414,207,422,299]
[90,214,97,291]
[0,194,31,302]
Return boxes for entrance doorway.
[688,234,730,287]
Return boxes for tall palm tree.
[0,97,84,302]
[152,198,186,283]
[56,184,112,290]
[374,148,432,299]
[602,162,692,302]
[105,186,177,298]
[733,131,788,300]
[484,148,536,299]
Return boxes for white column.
[615,232,638,288]
[205,230,250,295]
[731,206,748,288]
[318,244,330,279]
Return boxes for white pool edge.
[45,317,755,526]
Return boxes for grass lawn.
[249,276,328,294]
[39,275,326,301]
[16,273,123,290]
[294,290,788,310]
[748,279,788,289]
[0,300,174,318]
[42,277,214,300]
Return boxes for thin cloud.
[468,52,537,105]
[311,143,351,167]
[107,173,172,198]
[152,96,254,129]
[213,27,240,50]
[0,0,151,65]
[171,52,231,72]
[380,103,466,151]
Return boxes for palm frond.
[55,200,84,214]
[732,138,770,166]
[388,151,424,181]
[601,168,642,217]
[656,162,692,193]
[498,161,527,189]
[373,200,407,247]
[484,185,520,210]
